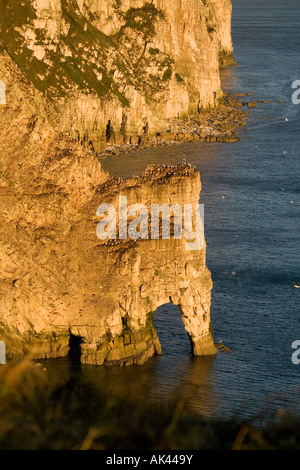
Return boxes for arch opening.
[153,303,192,358]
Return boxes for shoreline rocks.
[97,94,250,160]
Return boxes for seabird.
[293,282,300,288]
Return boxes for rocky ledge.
[100,93,250,159]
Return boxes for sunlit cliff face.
[0,0,233,364]
[0,50,216,365]
[0,0,234,151]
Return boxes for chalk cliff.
[0,1,234,364]
[0,54,216,365]
[0,0,235,151]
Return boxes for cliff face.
[0,1,230,364]
[211,0,236,66]
[0,54,216,365]
[0,0,235,150]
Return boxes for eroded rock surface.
[0,55,216,365]
[0,0,235,150]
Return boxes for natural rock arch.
[0,81,5,104]
[73,167,217,366]
[0,341,6,364]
